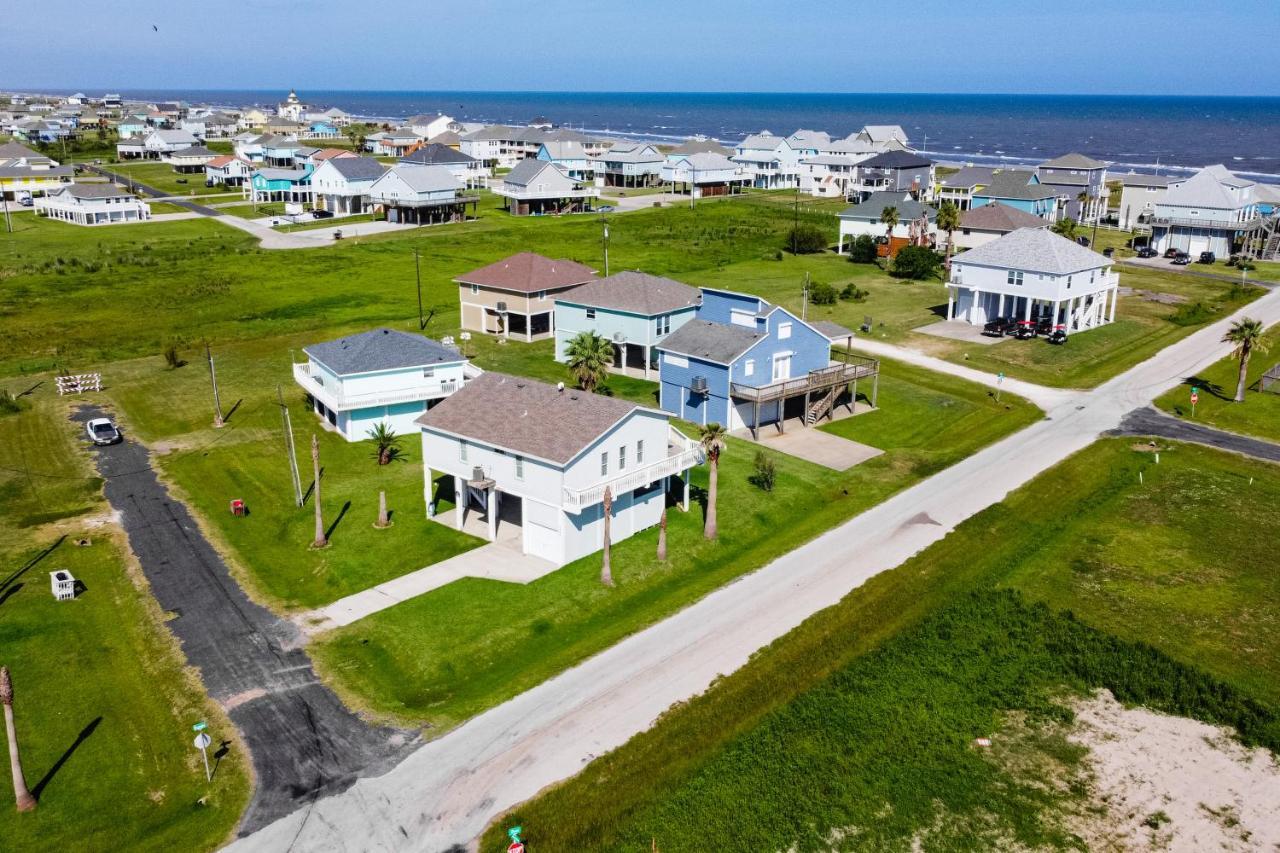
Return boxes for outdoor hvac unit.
[496,301,508,313]
[612,332,627,344]
[690,376,709,395]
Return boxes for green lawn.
[0,396,250,851]
[482,439,1280,851]
[1153,330,1280,441]
[105,161,229,197]
[308,358,1039,730]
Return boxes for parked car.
[311,209,333,219]
[1046,326,1069,345]
[1076,236,1090,246]
[1035,316,1054,335]
[1198,251,1216,264]
[17,196,33,207]
[1102,247,1114,258]
[982,316,1016,337]
[1136,246,1159,258]
[85,417,121,446]
[1163,247,1181,259]
[1172,252,1192,265]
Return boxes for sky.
[5,0,1279,95]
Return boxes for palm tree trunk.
[601,487,614,586]
[375,490,389,528]
[704,457,718,540]
[1,668,36,812]
[945,230,954,273]
[657,508,667,561]
[1235,346,1251,402]
[311,435,327,547]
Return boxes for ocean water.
[110,89,1280,178]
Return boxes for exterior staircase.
[806,387,838,425]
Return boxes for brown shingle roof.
[455,252,596,295]
[555,271,699,316]
[959,202,1050,233]
[416,372,643,465]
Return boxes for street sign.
[1190,392,1199,404]
[507,844,524,853]
[193,731,213,782]
[507,826,523,842]
[192,721,208,732]
[193,732,212,750]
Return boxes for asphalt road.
[83,163,223,216]
[71,405,414,836]
[1112,405,1280,463]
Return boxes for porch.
[729,354,881,440]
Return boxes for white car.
[85,417,121,446]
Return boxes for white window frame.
[778,321,793,340]
[459,441,468,462]
[636,439,644,464]
[619,445,627,470]
[744,359,755,377]
[515,455,524,480]
[600,451,608,476]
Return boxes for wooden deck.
[729,354,879,404]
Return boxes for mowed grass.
[104,161,230,196]
[308,358,1040,730]
[0,396,249,851]
[1153,330,1280,441]
[481,439,1280,851]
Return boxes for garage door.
[1187,233,1210,254]
[523,519,561,563]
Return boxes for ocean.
[105,89,1280,178]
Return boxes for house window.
[423,367,435,378]
[515,455,524,480]
[1007,270,1024,286]
[1067,275,1072,290]
[637,439,645,464]
[470,283,479,295]
[586,308,596,320]
[744,359,755,377]
[600,452,609,476]
[459,441,468,462]
[536,290,547,301]
[730,308,755,328]
[619,445,627,470]
[778,322,792,339]
[656,314,670,336]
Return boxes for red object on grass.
[230,499,246,516]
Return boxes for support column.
[872,372,880,408]
[424,467,433,517]
[1109,286,1118,323]
[803,390,810,427]
[1023,297,1033,322]
[487,487,498,541]
[997,292,1005,320]
[454,476,465,529]
[644,345,650,380]
[682,476,690,512]
[946,290,955,320]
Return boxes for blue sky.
[6,0,1279,95]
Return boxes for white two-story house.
[732,132,801,189]
[35,183,151,225]
[946,227,1119,333]
[417,372,703,566]
[293,328,478,441]
[310,156,388,216]
[1149,165,1260,257]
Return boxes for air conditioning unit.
[496,301,508,313]
[612,332,627,344]
[690,376,708,395]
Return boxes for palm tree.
[879,206,899,259]
[1052,217,1080,240]
[367,422,402,465]
[601,487,614,587]
[936,200,960,274]
[375,490,390,529]
[699,423,727,540]
[1222,318,1270,402]
[656,508,668,561]
[311,434,327,548]
[0,667,36,812]
[565,331,614,393]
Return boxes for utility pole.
[206,341,224,428]
[414,249,425,329]
[277,385,303,507]
[602,218,610,276]
[802,272,810,321]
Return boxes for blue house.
[656,288,878,435]
[249,165,313,203]
[308,120,340,139]
[971,170,1057,220]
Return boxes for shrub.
[808,282,838,306]
[748,450,776,492]
[847,234,878,264]
[162,341,185,369]
[840,283,869,302]
[0,389,22,416]
[1168,301,1215,326]
[890,245,943,280]
[785,224,828,255]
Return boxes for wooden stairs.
[806,388,838,425]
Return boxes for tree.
[890,245,943,280]
[311,434,327,548]
[0,667,36,812]
[1222,317,1270,402]
[375,490,390,528]
[601,487,614,586]
[879,205,899,256]
[1051,217,1080,240]
[848,234,877,264]
[565,331,614,393]
[936,200,960,273]
[785,223,827,254]
[656,508,667,561]
[367,422,402,465]
[699,423,727,540]
[808,281,838,305]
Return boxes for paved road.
[224,290,1280,852]
[83,164,223,216]
[1118,256,1277,288]
[71,405,415,836]
[1112,405,1280,463]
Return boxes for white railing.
[493,186,599,200]
[561,445,704,511]
[293,361,457,410]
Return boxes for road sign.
[507,826,523,842]
[507,844,524,853]
[1190,392,1199,405]
[193,732,212,750]
[193,731,213,782]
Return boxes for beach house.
[945,227,1118,332]
[417,372,702,566]
[852,125,910,149]
[398,143,487,188]
[953,202,1050,249]
[971,170,1058,220]
[536,139,593,180]
[847,150,933,201]
[0,140,72,198]
[35,183,152,226]
[249,166,313,203]
[456,252,597,340]
[836,191,937,255]
[1036,153,1109,223]
[732,132,802,189]
[293,328,476,441]
[310,156,388,216]
[407,114,454,140]
[594,143,664,189]
[553,272,701,378]
[661,152,747,199]
[367,164,478,224]
[166,145,219,173]
[1115,174,1170,230]
[493,159,598,216]
[664,138,732,163]
[1148,165,1261,257]
[138,129,199,158]
[204,155,254,187]
[936,166,997,211]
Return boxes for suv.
[1172,251,1192,265]
[1163,247,1181,259]
[1136,246,1158,258]
[1197,251,1216,264]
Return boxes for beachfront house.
[493,159,598,216]
[936,166,996,211]
[852,125,910,149]
[310,156,388,216]
[1036,153,1109,223]
[664,138,732,164]
[398,143,487,188]
[732,132,802,189]
[204,155,254,187]
[799,153,872,198]
[971,170,1058,220]
[945,227,1118,332]
[657,288,877,435]
[786,130,831,158]
[836,191,937,255]
[661,152,747,199]
[459,125,512,169]
[371,128,423,157]
[261,135,303,167]
[293,327,476,442]
[35,183,152,226]
[847,150,934,201]
[553,272,701,378]
[456,252,597,340]
[594,143,664,189]
[953,202,1050,249]
[249,166,313,203]
[407,114,454,140]
[1148,165,1262,257]
[1115,174,1170,230]
[417,372,702,566]
[367,164,479,224]
[536,139,593,180]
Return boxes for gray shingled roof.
[399,143,476,166]
[416,371,642,466]
[325,156,388,181]
[170,145,218,158]
[859,150,931,169]
[1119,173,1170,188]
[839,191,936,222]
[63,182,136,200]
[1162,167,1243,209]
[1039,152,1107,170]
[810,320,853,341]
[656,319,762,364]
[953,227,1110,275]
[303,328,462,375]
[959,202,1049,232]
[976,171,1057,201]
[382,164,462,193]
[503,158,563,186]
[667,138,730,157]
[940,166,997,188]
[557,272,700,315]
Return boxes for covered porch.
[947,284,1119,332]
[382,194,480,225]
[730,354,880,440]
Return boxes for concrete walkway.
[213,215,418,250]
[227,290,1280,853]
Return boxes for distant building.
[277,89,308,123]
[1149,165,1262,257]
[848,150,933,201]
[661,152,748,199]
[971,170,1058,220]
[836,191,936,255]
[732,132,802,189]
[852,124,910,149]
[493,159,598,216]
[1036,153,1109,223]
[455,252,597,340]
[953,202,1049,249]
[310,156,388,216]
[35,183,152,226]
[935,166,997,211]
[1115,173,1170,230]
[367,164,478,224]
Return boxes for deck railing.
[561,427,704,510]
[293,362,461,410]
[729,355,879,404]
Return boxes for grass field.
[482,439,1280,851]
[105,161,230,197]
[307,358,1039,729]
[1153,330,1280,441]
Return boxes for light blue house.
[308,120,340,139]
[657,289,877,434]
[553,272,701,378]
[293,327,475,441]
[971,170,1057,220]
[536,139,591,180]
[117,117,148,138]
[250,165,313,202]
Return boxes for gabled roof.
[539,139,587,160]
[456,252,596,294]
[786,129,830,148]
[310,147,355,162]
[810,320,854,341]
[737,132,789,151]
[959,202,1051,233]
[673,151,738,171]
[304,328,462,376]
[600,143,662,164]
[859,150,931,169]
[667,138,730,157]
[0,140,45,161]
[1162,166,1249,209]
[1118,173,1170,188]
[976,170,1056,201]
[953,227,1110,275]
[462,124,513,142]
[399,142,476,166]
[858,124,908,144]
[150,129,198,144]
[1039,152,1107,170]
[170,145,218,158]
[839,191,935,222]
[323,156,388,181]
[426,130,462,146]
[206,155,250,169]
[940,166,996,188]
[503,158,571,187]
[416,372,646,467]
[656,319,763,364]
[62,182,137,200]
[379,164,462,193]
[557,272,700,315]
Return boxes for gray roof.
[1039,152,1107,170]
[503,158,564,186]
[953,227,1111,275]
[976,170,1057,201]
[303,328,462,376]
[600,144,662,164]
[858,125,908,143]
[1119,173,1170,188]
[839,191,936,222]
[1162,166,1249,209]
[738,132,788,150]
[254,167,309,181]
[0,164,73,178]
[667,138,730,157]
[62,182,137,200]
[656,319,763,364]
[810,320,854,341]
[859,150,932,169]
[675,151,738,171]
[383,164,462,193]
[151,129,198,144]
[557,272,700,315]
[959,202,1050,233]
[416,372,643,466]
[325,156,388,180]
[400,143,476,166]
[0,140,47,161]
[940,166,997,188]
[170,145,218,158]
[463,124,513,141]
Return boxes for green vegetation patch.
[1154,330,1280,442]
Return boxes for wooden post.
[311,435,327,548]
[206,341,224,428]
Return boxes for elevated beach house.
[661,152,747,198]
[310,156,387,216]
[35,182,151,226]
[593,143,664,188]
[732,132,802,189]
[553,272,702,378]
[417,372,703,566]
[204,155,254,187]
[1115,173,1170,230]
[836,191,937,256]
[852,124,910,149]
[0,140,72,198]
[656,289,878,436]
[398,142,487,188]
[971,170,1058,220]
[945,227,1118,332]
[953,202,1049,249]
[166,145,219,173]
[935,165,997,211]
[1148,165,1262,257]
[367,164,478,224]
[1036,153,1109,223]
[456,252,597,340]
[493,158,598,216]
[293,328,477,441]
[847,150,933,201]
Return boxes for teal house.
[971,169,1057,220]
[250,165,313,203]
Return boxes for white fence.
[56,373,101,395]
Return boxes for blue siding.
[730,308,830,387]
[698,289,767,325]
[659,354,731,424]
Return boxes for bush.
[1168,301,1215,326]
[0,389,22,416]
[840,283,869,302]
[785,224,828,255]
[162,341,185,369]
[847,234,878,264]
[890,245,943,280]
[748,450,776,492]
[808,282,838,306]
